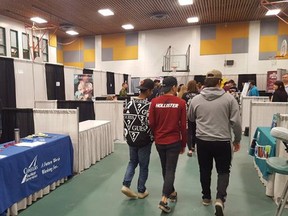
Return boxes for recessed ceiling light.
[66,30,79,35]
[178,0,193,6]
[98,9,114,16]
[187,17,199,23]
[30,17,47,24]
[122,24,134,30]
[265,9,281,16]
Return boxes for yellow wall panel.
[278,20,288,35]
[57,50,63,63]
[64,62,84,68]
[259,36,278,52]
[49,34,57,47]
[102,34,126,48]
[113,46,138,60]
[63,39,84,51]
[217,23,249,38]
[200,40,231,55]
[84,49,95,62]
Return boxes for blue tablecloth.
[249,127,276,180]
[0,134,73,214]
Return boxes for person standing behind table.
[121,79,155,199]
[182,80,199,157]
[149,76,187,213]
[282,73,288,95]
[188,70,241,216]
[271,80,288,102]
[247,80,259,96]
[119,82,128,96]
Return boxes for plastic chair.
[268,127,288,216]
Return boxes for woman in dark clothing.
[182,80,199,157]
[272,80,288,102]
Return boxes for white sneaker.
[138,190,149,199]
[121,186,138,198]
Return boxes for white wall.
[96,22,288,78]
[0,15,52,62]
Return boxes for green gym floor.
[19,136,288,216]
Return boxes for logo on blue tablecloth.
[21,156,38,184]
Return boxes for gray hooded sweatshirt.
[188,87,242,143]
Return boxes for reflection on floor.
[19,136,288,216]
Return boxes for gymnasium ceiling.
[1,0,288,38]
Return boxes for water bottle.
[14,128,20,143]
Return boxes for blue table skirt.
[249,127,276,180]
[0,134,73,214]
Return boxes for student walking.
[188,70,242,216]
[121,79,154,199]
[149,76,187,213]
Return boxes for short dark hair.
[249,80,255,86]
[204,78,221,87]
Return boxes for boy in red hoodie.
[149,76,187,213]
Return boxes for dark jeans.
[196,138,232,202]
[123,143,152,193]
[156,142,181,197]
[187,120,196,150]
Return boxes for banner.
[266,71,277,93]
[74,74,93,100]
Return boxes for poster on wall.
[266,71,277,93]
[74,74,93,101]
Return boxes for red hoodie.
[149,94,187,148]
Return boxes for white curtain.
[33,108,80,172]
[249,102,288,144]
[94,70,107,96]
[114,73,123,95]
[14,60,35,108]
[33,62,47,101]
[34,100,57,108]
[64,66,83,100]
[241,96,270,131]
[94,101,124,141]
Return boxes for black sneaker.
[169,192,177,202]
[158,201,171,213]
[215,199,224,216]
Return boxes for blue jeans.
[123,143,152,193]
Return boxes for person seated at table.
[271,80,288,102]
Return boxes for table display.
[249,127,276,179]
[0,134,73,215]
[78,120,113,172]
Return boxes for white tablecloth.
[7,178,67,215]
[93,101,124,141]
[79,120,113,172]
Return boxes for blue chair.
[268,127,288,216]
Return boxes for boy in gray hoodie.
[188,70,241,216]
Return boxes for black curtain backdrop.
[45,64,65,100]
[106,72,115,94]
[194,75,206,85]
[83,69,93,74]
[57,100,95,122]
[0,57,16,108]
[0,108,34,143]
[238,74,257,91]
